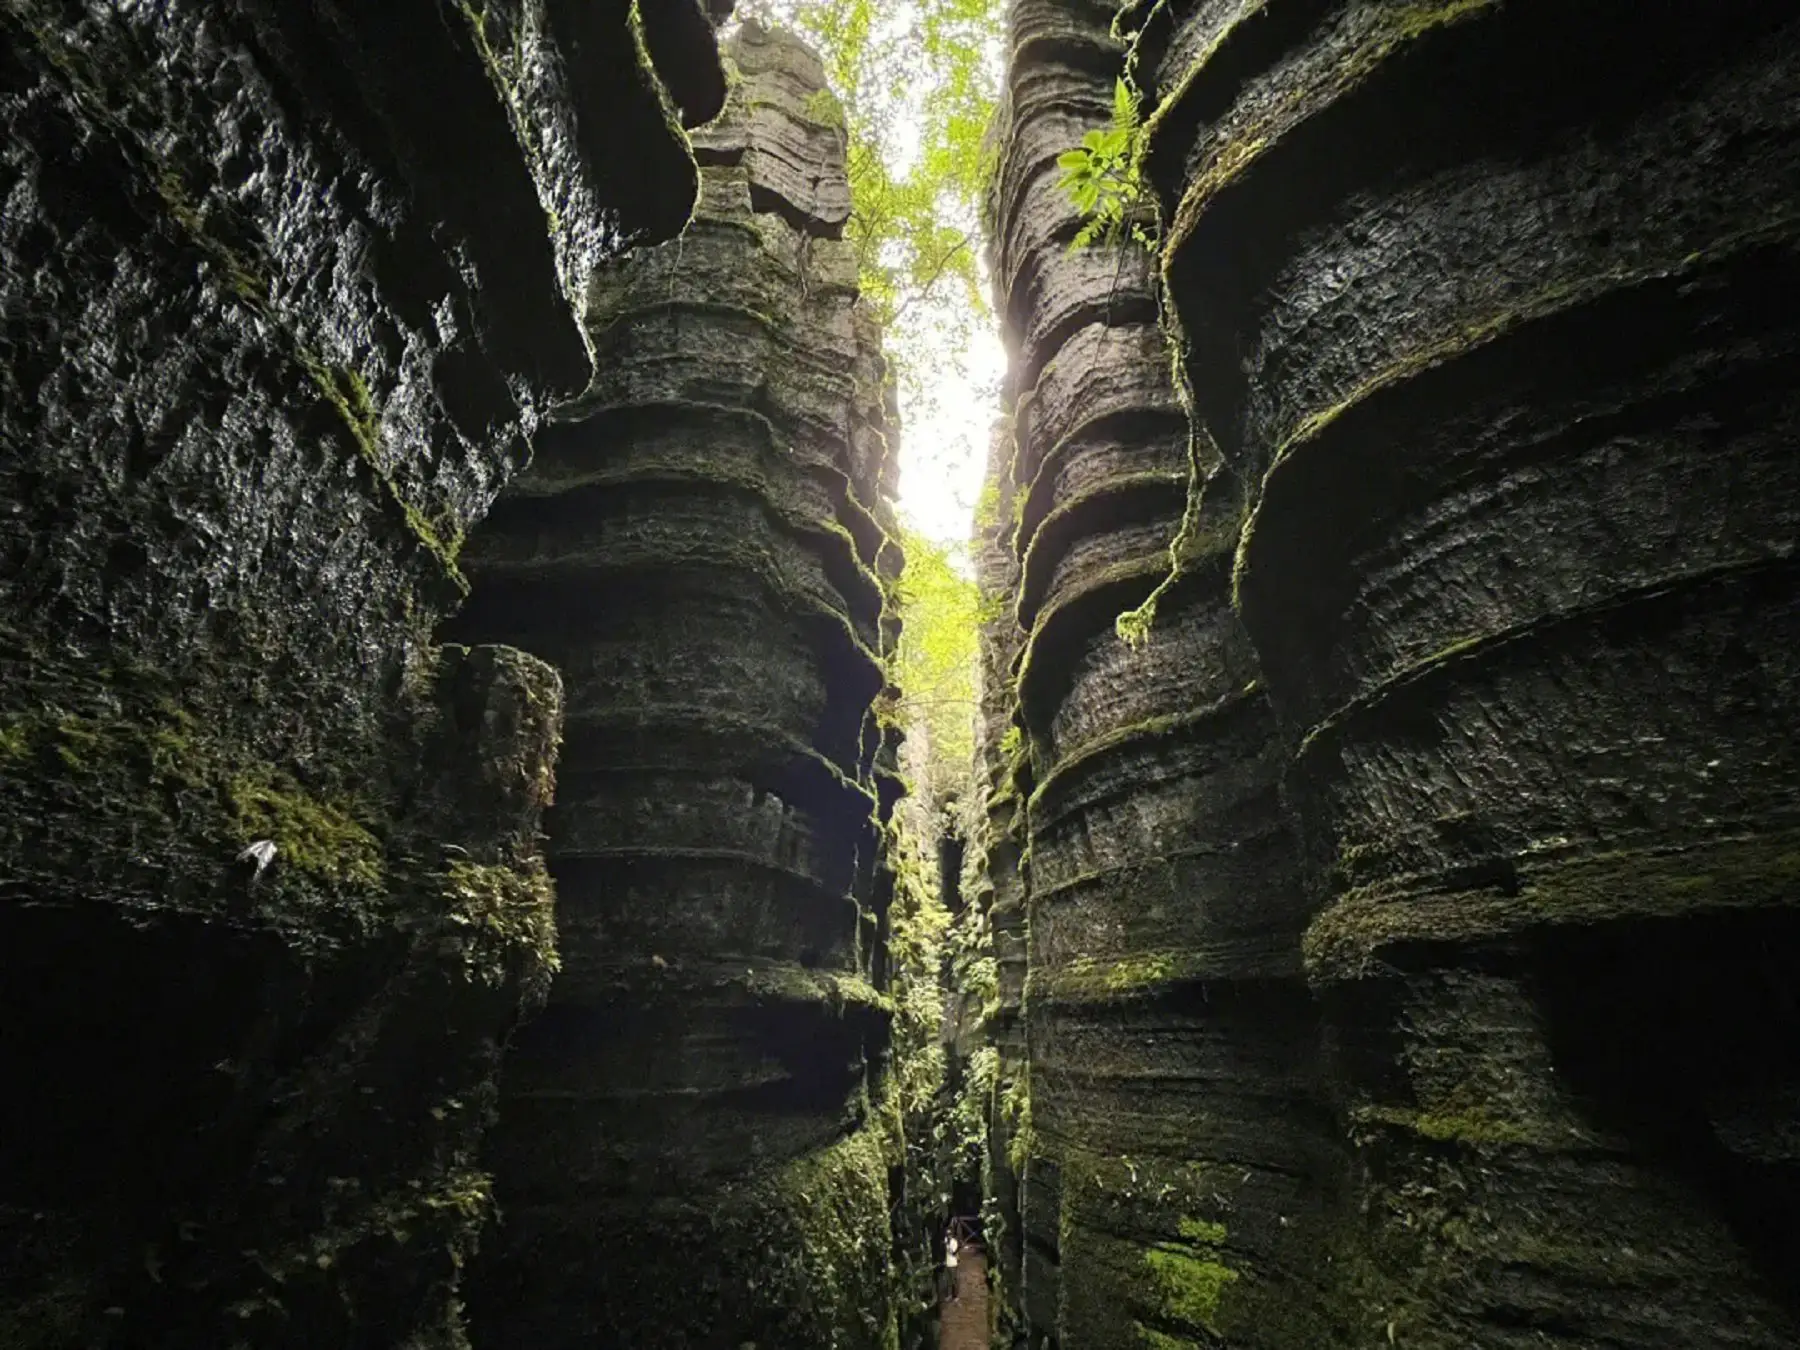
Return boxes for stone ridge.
[453,22,904,1348]
[0,2,722,1345]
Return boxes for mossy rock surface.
[0,0,716,1339]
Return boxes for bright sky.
[870,10,1006,550]
[895,315,1005,547]
[730,2,1006,553]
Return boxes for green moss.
[1144,1243,1239,1332]
[458,0,568,265]
[1017,468,1189,615]
[1178,1217,1229,1244]
[228,772,385,889]
[706,1128,898,1347]
[1239,211,1800,621]
[3,702,207,794]
[1113,313,1216,647]
[50,713,102,770]
[250,1167,495,1291]
[0,717,30,762]
[21,20,272,310]
[1001,1066,1036,1174]
[1307,829,1800,981]
[1135,1326,1202,1350]
[301,356,469,595]
[1163,0,1500,254]
[152,168,268,304]
[1015,551,1168,705]
[1105,950,1180,991]
[741,963,890,1014]
[1026,683,1260,816]
[1352,1104,1533,1148]
[627,0,698,163]
[439,859,558,990]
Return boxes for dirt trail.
[939,1246,990,1349]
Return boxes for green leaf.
[1112,76,1136,128]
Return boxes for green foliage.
[891,528,981,805]
[972,478,1002,532]
[944,1043,1000,1176]
[1057,78,1154,251]
[733,0,1003,492]
[887,830,951,1121]
[945,893,1000,1022]
[1001,1063,1035,1175]
[739,0,997,323]
[439,859,560,991]
[874,820,953,1334]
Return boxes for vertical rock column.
[1148,0,1800,1343]
[987,0,1342,1345]
[972,421,1032,1325]
[0,2,723,1345]
[455,23,901,1349]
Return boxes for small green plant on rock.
[1057,78,1152,251]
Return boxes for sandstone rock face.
[971,421,1031,1318]
[0,3,720,1345]
[1149,1,1800,1343]
[986,2,1333,1343]
[986,0,1800,1344]
[453,23,903,1348]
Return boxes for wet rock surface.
[1150,0,1800,1342]
[451,23,902,1348]
[0,2,720,1344]
[982,0,1800,1344]
[983,1,1334,1343]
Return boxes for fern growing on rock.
[1056,78,1152,251]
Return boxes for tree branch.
[887,232,973,326]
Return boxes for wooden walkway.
[939,1245,989,1350]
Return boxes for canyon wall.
[0,2,723,1344]
[985,0,1800,1345]
[452,22,910,1348]
[987,0,1333,1342]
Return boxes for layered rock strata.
[1134,0,1800,1343]
[0,2,723,1345]
[984,1,1341,1344]
[971,421,1031,1325]
[983,0,1800,1344]
[453,23,902,1348]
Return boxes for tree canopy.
[889,528,981,809]
[729,2,998,797]
[732,0,1004,518]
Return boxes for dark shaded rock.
[452,22,901,1348]
[1141,0,1800,1342]
[0,1,721,1344]
[969,421,1033,1327]
[981,0,1341,1341]
[987,0,1800,1343]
